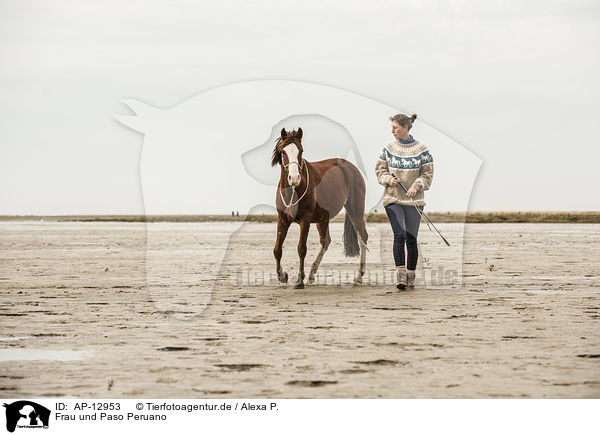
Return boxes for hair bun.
[410,113,418,122]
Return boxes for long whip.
[394,177,450,247]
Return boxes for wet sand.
[1,222,598,398]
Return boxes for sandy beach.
[1,221,598,398]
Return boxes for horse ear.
[297,127,303,140]
[281,128,287,138]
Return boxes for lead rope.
[409,197,432,232]
[280,162,309,209]
[394,176,450,246]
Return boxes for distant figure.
[375,113,434,290]
[231,211,235,216]
[236,211,239,217]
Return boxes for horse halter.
[283,160,302,170]
[280,161,309,209]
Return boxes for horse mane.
[271,137,283,167]
[271,129,300,167]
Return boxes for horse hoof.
[294,282,304,289]
[307,275,315,284]
[279,272,288,283]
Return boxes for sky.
[0,0,598,214]
[112,82,482,214]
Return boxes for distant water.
[0,349,86,361]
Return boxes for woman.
[375,114,434,289]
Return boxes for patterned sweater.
[375,137,434,207]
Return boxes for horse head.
[271,127,304,187]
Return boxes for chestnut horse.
[271,127,368,289]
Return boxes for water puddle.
[0,349,86,361]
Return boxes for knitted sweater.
[375,138,434,207]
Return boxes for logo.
[114,80,482,319]
[3,401,50,433]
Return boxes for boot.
[396,266,406,290]
[406,270,416,288]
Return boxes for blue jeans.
[384,203,423,270]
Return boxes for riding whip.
[394,177,450,247]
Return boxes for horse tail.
[343,213,360,257]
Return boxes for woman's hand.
[389,177,399,187]
[406,186,418,198]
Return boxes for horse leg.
[274,218,291,284]
[294,219,310,289]
[346,206,368,285]
[307,221,331,284]
[356,226,368,284]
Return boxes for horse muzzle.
[287,174,301,187]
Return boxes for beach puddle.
[0,349,86,361]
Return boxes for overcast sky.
[0,0,598,214]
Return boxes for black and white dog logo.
[3,401,50,433]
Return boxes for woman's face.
[391,121,410,140]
